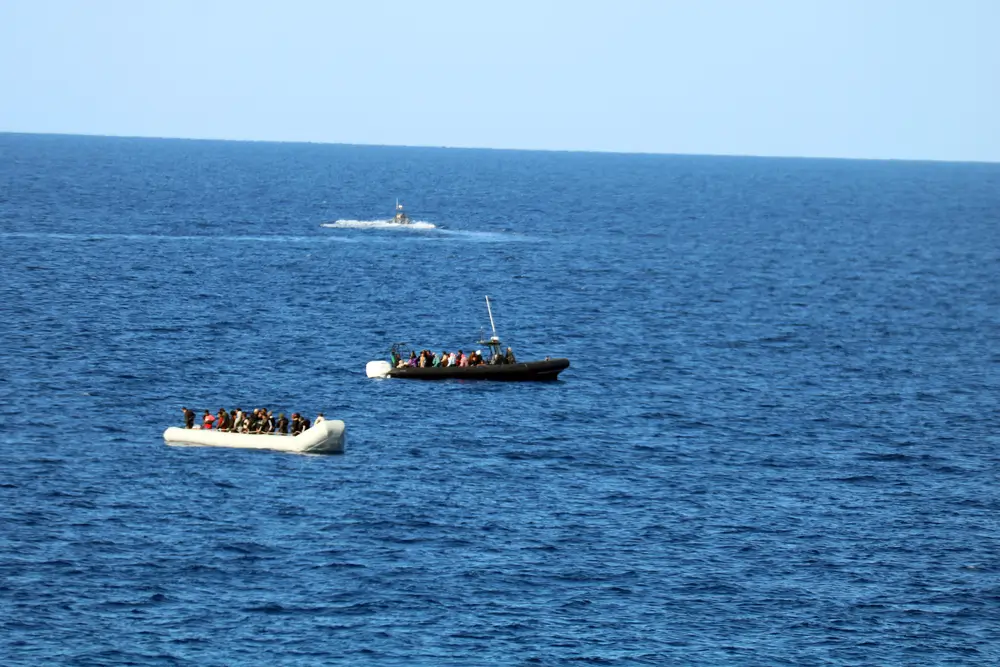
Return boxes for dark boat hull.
[387,358,569,381]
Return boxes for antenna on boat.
[485,295,498,340]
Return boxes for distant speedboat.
[392,199,411,224]
[366,296,570,381]
[320,199,437,229]
[163,420,345,454]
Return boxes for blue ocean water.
[1,132,998,666]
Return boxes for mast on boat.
[485,295,498,341]
[394,198,408,223]
[480,295,506,361]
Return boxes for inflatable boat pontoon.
[163,419,345,454]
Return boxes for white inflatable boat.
[163,419,345,454]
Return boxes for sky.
[0,0,997,161]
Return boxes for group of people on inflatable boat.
[181,407,324,435]
[393,347,517,369]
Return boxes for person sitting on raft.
[181,408,321,433]
[290,413,312,435]
[216,408,231,431]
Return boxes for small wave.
[857,452,915,462]
[321,219,436,230]
[832,475,882,484]
[245,602,287,614]
[244,602,333,615]
[219,541,274,555]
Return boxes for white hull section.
[163,420,345,454]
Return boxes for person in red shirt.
[202,410,215,430]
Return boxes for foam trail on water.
[434,228,536,242]
[0,232,359,243]
[321,219,437,230]
[319,223,536,242]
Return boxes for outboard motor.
[366,360,392,378]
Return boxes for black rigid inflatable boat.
[386,356,569,381]
[365,296,570,382]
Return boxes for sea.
[1,132,998,666]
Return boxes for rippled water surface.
[1,133,999,665]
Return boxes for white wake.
[321,219,437,230]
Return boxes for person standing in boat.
[216,408,231,432]
[182,407,195,429]
[202,410,215,430]
[505,347,517,364]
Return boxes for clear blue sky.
[1,0,996,161]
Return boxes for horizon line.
[1,130,996,166]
